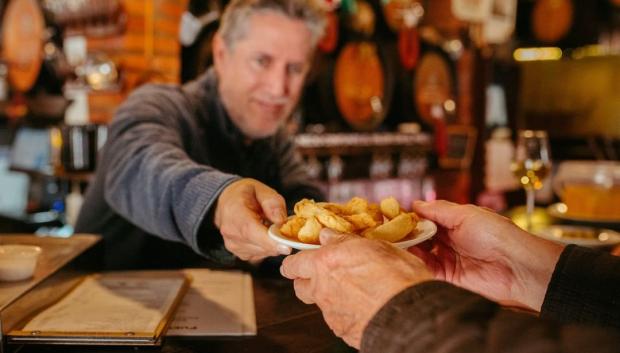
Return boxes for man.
[281,200,620,352]
[76,0,326,269]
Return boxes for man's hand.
[281,229,432,349]
[410,200,564,311]
[214,178,291,261]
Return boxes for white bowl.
[0,245,42,281]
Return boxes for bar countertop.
[8,273,355,353]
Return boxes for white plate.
[533,225,620,247]
[547,203,620,224]
[268,219,438,250]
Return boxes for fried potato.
[294,199,321,218]
[344,212,378,231]
[316,212,354,233]
[345,197,369,214]
[380,197,401,220]
[298,216,322,244]
[364,213,415,243]
[317,202,348,215]
[295,199,354,233]
[280,216,306,239]
[366,204,384,222]
[284,197,421,244]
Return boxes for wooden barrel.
[1,0,45,92]
[413,50,455,123]
[531,0,574,43]
[412,50,455,157]
[333,41,395,131]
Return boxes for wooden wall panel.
[85,0,188,123]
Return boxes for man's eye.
[288,64,305,75]
[255,57,270,68]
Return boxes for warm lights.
[513,47,563,62]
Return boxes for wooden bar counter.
[5,261,354,353]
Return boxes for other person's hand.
[281,229,432,348]
[410,200,564,311]
[214,178,291,261]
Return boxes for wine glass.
[511,130,551,231]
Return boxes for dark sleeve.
[541,245,620,328]
[274,132,325,207]
[362,281,620,353]
[101,85,240,257]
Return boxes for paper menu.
[167,269,256,336]
[21,273,187,335]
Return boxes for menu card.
[9,271,189,345]
[167,269,256,337]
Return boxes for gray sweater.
[362,245,620,352]
[75,69,323,269]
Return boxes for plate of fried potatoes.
[269,197,437,250]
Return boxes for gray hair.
[218,0,326,49]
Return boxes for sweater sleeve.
[362,281,620,353]
[541,244,620,328]
[101,85,240,257]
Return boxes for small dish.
[533,225,620,247]
[547,203,620,225]
[0,245,42,281]
[268,219,438,250]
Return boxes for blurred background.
[0,0,618,241]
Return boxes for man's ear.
[212,32,226,73]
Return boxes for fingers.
[293,279,315,304]
[243,218,291,256]
[253,182,287,224]
[280,250,316,279]
[407,245,443,279]
[319,228,357,245]
[412,200,468,229]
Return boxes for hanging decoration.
[398,27,420,69]
[341,0,357,14]
[318,11,340,53]
[319,0,342,11]
[396,2,424,70]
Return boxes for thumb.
[319,228,357,245]
[253,182,287,224]
[412,200,466,230]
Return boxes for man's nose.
[264,67,288,97]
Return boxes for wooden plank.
[125,16,180,36]
[155,0,185,19]
[87,34,178,55]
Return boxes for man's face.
[214,12,314,139]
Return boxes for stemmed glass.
[511,130,551,231]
